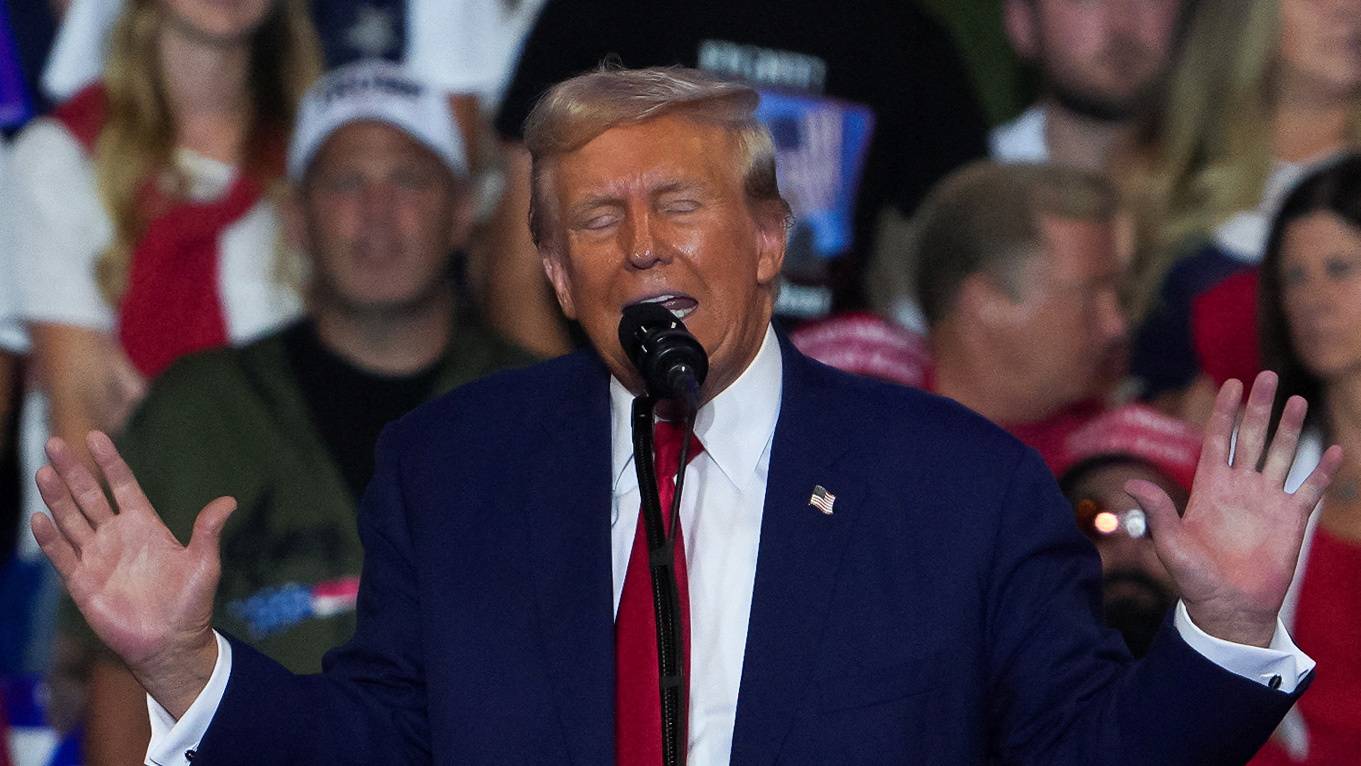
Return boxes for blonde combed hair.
[522,65,791,254]
[92,0,322,305]
[1122,0,1361,316]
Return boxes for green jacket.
[65,317,531,673]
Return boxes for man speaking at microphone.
[29,67,1340,765]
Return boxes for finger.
[30,511,81,578]
[87,431,152,517]
[1262,395,1307,484]
[187,497,238,563]
[1233,371,1278,471]
[1198,378,1243,473]
[1292,444,1344,515]
[45,437,114,526]
[35,463,93,550]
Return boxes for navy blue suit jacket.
[194,337,1302,764]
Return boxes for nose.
[1098,287,1128,345]
[623,206,669,270]
[357,184,382,219]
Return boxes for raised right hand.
[30,431,234,718]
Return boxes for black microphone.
[618,303,709,410]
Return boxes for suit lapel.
[730,338,863,765]
[523,353,617,765]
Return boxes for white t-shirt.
[404,0,548,111]
[40,0,121,102]
[0,136,28,353]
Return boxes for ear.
[1003,0,1040,61]
[754,203,788,286]
[540,248,578,320]
[959,271,1022,329]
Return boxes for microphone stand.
[630,394,690,766]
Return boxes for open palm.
[1126,372,1342,646]
[30,432,233,709]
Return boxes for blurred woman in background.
[3,1,320,762]
[1121,0,1361,420]
[1253,154,1361,764]
[8,0,319,469]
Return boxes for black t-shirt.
[310,0,406,67]
[283,321,441,501]
[495,0,989,315]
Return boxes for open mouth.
[633,293,698,321]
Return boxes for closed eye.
[579,212,621,230]
[1282,264,1307,288]
[1325,255,1357,279]
[661,199,702,215]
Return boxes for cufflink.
[809,485,836,515]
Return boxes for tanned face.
[301,121,464,317]
[540,114,787,402]
[987,214,1128,415]
[1281,210,1361,382]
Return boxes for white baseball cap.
[287,59,468,181]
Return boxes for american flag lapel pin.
[809,485,836,515]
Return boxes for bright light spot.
[1094,511,1120,535]
[1123,509,1147,538]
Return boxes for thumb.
[187,496,237,562]
[1124,478,1189,559]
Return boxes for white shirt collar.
[610,325,783,497]
[988,104,1049,164]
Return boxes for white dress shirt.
[146,324,1312,765]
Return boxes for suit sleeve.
[190,423,431,765]
[986,448,1305,765]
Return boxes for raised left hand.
[1125,371,1343,647]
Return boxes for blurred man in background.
[1055,404,1201,656]
[993,0,1184,171]
[912,161,1129,469]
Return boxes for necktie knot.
[653,420,704,482]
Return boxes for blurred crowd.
[0,0,1358,764]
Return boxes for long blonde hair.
[1122,0,1361,316]
[93,0,322,305]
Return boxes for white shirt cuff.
[145,631,233,766]
[1173,600,1314,693]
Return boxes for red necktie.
[616,420,703,765]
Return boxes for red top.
[1192,267,1262,388]
[51,84,280,378]
[1252,526,1361,765]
